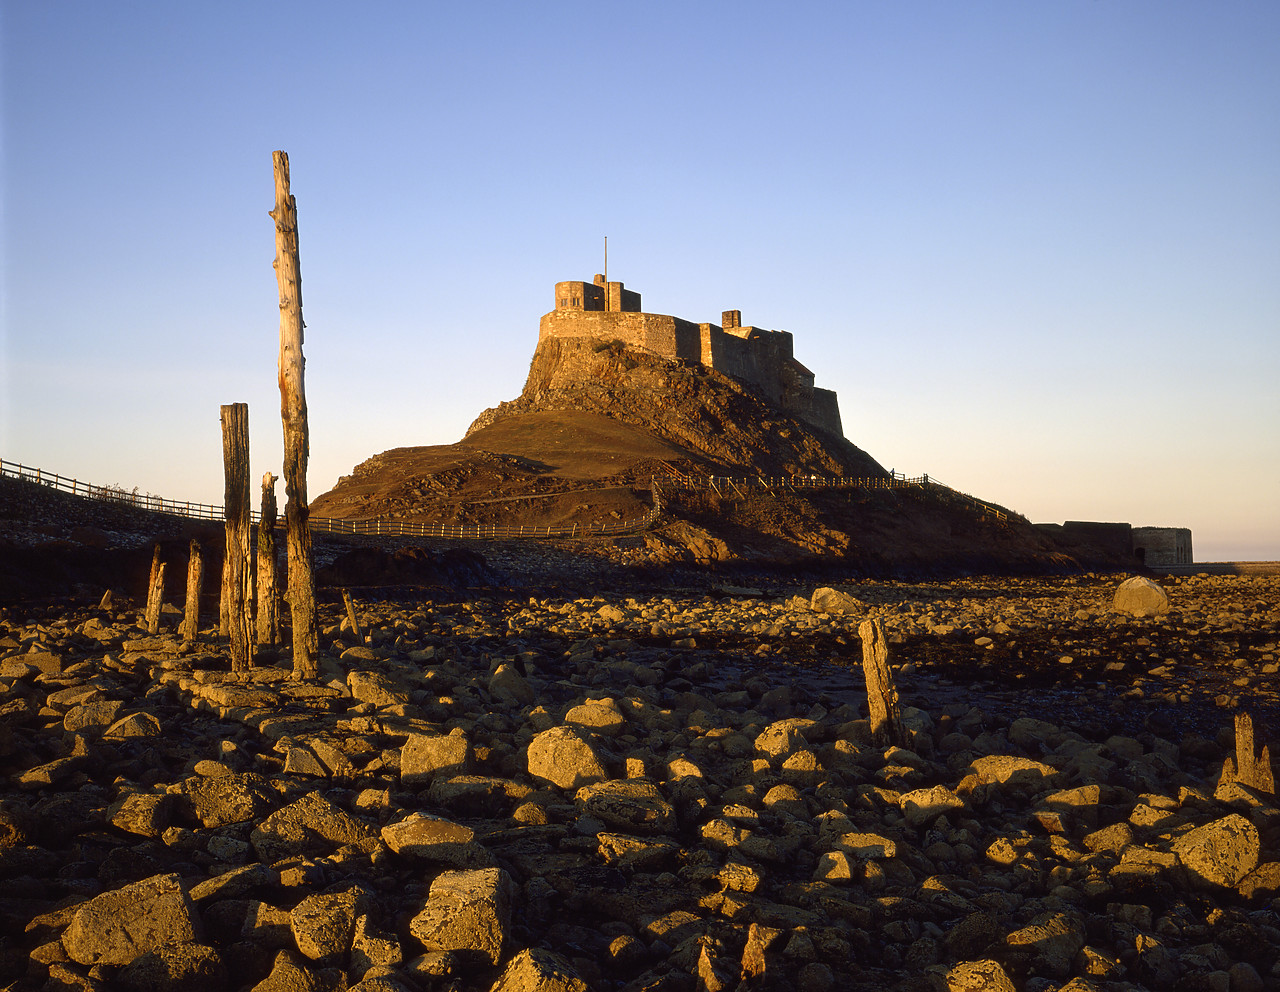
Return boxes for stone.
[754,719,807,761]
[931,958,1016,991]
[575,779,676,835]
[104,711,163,738]
[564,699,626,737]
[810,587,865,615]
[380,812,489,866]
[64,699,124,734]
[408,867,515,967]
[115,941,226,992]
[1112,576,1169,618]
[1238,861,1280,900]
[900,785,965,828]
[1172,813,1260,889]
[290,888,360,960]
[1003,911,1085,977]
[250,949,338,992]
[62,872,203,967]
[489,664,535,707]
[401,728,471,786]
[968,754,1059,793]
[178,773,276,828]
[527,726,608,790]
[108,792,173,838]
[350,912,403,979]
[490,947,589,992]
[347,670,411,708]
[250,791,376,864]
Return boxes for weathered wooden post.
[271,149,318,679]
[256,472,280,646]
[342,589,363,642]
[858,618,907,748]
[143,545,164,633]
[1221,711,1275,794]
[180,539,203,641]
[221,403,253,674]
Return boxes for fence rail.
[0,457,662,540]
[2,456,1019,543]
[662,471,1018,523]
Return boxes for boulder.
[408,867,515,967]
[930,959,1016,991]
[62,873,203,967]
[490,947,589,992]
[178,773,277,828]
[250,792,376,864]
[489,664,535,707]
[900,786,965,828]
[291,888,362,960]
[575,780,677,835]
[1112,576,1169,618]
[1172,813,1260,889]
[115,941,226,992]
[347,670,411,708]
[401,729,471,786]
[380,812,490,866]
[108,792,173,838]
[810,587,865,615]
[564,699,627,737]
[1003,911,1085,977]
[527,726,608,791]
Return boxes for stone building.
[1132,527,1193,566]
[540,274,843,436]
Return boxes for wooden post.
[219,558,230,638]
[221,403,253,675]
[271,149,318,680]
[144,563,165,632]
[342,589,363,642]
[858,618,906,748]
[180,539,203,641]
[143,545,163,632]
[256,472,280,646]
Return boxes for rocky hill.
[313,337,1112,575]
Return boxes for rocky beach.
[2,550,1279,992]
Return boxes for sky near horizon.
[2,1,1277,562]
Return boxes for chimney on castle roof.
[722,310,741,329]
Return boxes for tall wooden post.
[256,472,280,646]
[271,150,318,679]
[221,403,253,675]
[180,539,203,641]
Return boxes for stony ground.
[2,570,1279,992]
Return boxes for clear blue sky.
[3,1,1277,561]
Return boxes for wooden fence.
[1,456,1019,541]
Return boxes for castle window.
[560,298,569,307]
[573,297,581,306]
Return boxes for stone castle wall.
[539,276,842,436]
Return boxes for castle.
[538,274,844,436]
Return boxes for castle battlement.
[539,275,842,436]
